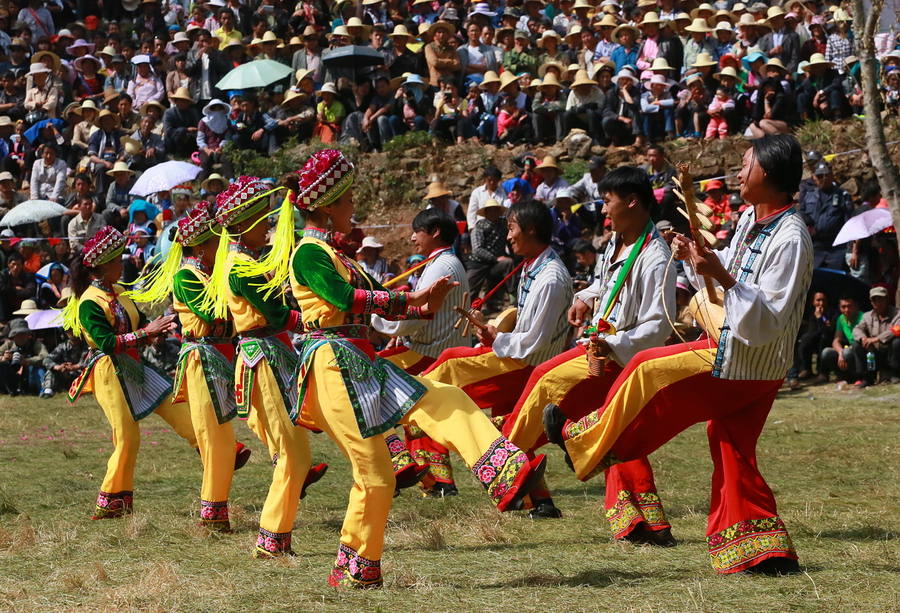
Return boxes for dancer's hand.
[421,276,460,315]
[477,324,498,348]
[144,315,177,338]
[568,298,592,327]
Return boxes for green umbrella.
[215,59,293,90]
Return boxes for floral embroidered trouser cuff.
[200,500,230,530]
[93,490,133,519]
[708,516,797,573]
[329,543,383,589]
[254,528,293,558]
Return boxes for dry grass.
[1,385,899,612]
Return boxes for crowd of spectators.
[0,0,899,396]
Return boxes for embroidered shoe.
[542,403,574,471]
[328,544,383,589]
[327,567,384,590]
[300,463,328,499]
[234,442,252,471]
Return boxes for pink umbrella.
[832,208,895,246]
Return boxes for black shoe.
[504,454,547,512]
[423,482,459,498]
[623,524,677,547]
[234,443,252,471]
[741,556,801,576]
[542,403,574,472]
[529,499,563,519]
[396,464,431,490]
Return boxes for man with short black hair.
[0,252,37,322]
[819,294,863,384]
[547,134,812,576]
[852,286,900,387]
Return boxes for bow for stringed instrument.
[673,164,726,342]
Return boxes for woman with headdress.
[237,149,547,588]
[63,226,199,520]
[126,202,252,531]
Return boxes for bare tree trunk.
[852,0,900,282]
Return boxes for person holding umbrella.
[63,226,201,520]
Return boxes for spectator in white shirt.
[30,144,68,202]
[466,166,507,231]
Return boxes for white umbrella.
[832,208,894,246]
[130,161,202,197]
[215,59,293,90]
[0,200,68,227]
[26,309,64,330]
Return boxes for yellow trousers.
[305,342,526,587]
[244,358,311,556]
[184,354,237,529]
[91,357,197,518]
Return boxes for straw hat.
[612,23,639,43]
[572,0,593,10]
[570,69,597,88]
[120,136,143,155]
[685,17,713,32]
[639,12,663,27]
[295,68,314,83]
[170,86,194,102]
[672,12,692,23]
[477,198,503,216]
[32,51,61,71]
[713,66,739,80]
[762,57,787,73]
[106,160,135,176]
[614,69,639,85]
[357,236,384,252]
[320,82,339,95]
[94,109,120,127]
[562,63,581,80]
[97,45,116,58]
[285,36,303,50]
[140,100,166,115]
[565,25,584,43]
[766,5,786,19]
[499,71,522,89]
[539,72,562,89]
[428,20,455,36]
[80,99,99,113]
[690,2,715,18]
[707,9,736,25]
[524,78,540,92]
[535,156,558,174]
[737,13,758,27]
[755,18,772,31]
[480,70,502,88]
[201,173,230,193]
[650,57,674,71]
[57,287,74,308]
[647,74,671,89]
[805,53,834,69]
[424,181,452,200]
[12,300,40,316]
[692,52,717,67]
[102,88,121,105]
[595,14,619,28]
[283,89,308,105]
[537,30,561,47]
[346,17,373,38]
[388,24,413,39]
[714,21,735,33]
[537,60,566,78]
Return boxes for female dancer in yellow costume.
[64,226,198,520]
[241,150,547,589]
[126,202,252,531]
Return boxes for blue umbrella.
[24,119,67,143]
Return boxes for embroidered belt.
[239,325,279,339]
[184,335,232,344]
[302,325,369,342]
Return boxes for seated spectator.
[610,23,640,72]
[309,83,344,144]
[0,171,26,218]
[389,74,430,138]
[24,63,58,120]
[141,333,180,377]
[603,70,644,147]
[115,93,142,135]
[563,70,603,143]
[424,181,465,221]
[201,173,230,200]
[820,295,864,384]
[852,286,900,387]
[425,20,462,87]
[797,53,849,121]
[885,69,900,117]
[123,225,157,283]
[0,70,26,123]
[531,73,565,144]
[431,76,471,144]
[18,240,41,274]
[197,98,236,180]
[748,77,797,138]
[470,71,502,143]
[41,329,89,398]
[704,85,733,139]
[30,143,68,202]
[571,239,600,290]
[534,155,568,202]
[356,236,389,283]
[641,74,677,141]
[0,318,47,395]
[37,262,67,309]
[497,90,533,147]
[69,99,98,167]
[468,198,515,312]
[789,292,836,387]
[105,161,137,216]
[87,109,125,192]
[73,54,106,103]
[0,252,37,322]
[272,88,316,145]
[127,55,165,112]
[126,115,167,172]
[549,188,582,256]
[68,197,104,251]
[163,87,201,157]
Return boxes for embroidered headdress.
[214,175,280,229]
[83,225,126,268]
[293,149,355,211]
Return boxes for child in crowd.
[705,85,734,139]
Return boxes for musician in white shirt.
[546,134,812,576]
[423,201,572,494]
[372,210,471,496]
[501,166,676,530]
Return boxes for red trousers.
[564,341,797,573]
[502,344,670,537]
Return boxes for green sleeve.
[293,242,358,311]
[173,268,214,325]
[80,300,120,355]
[229,268,290,329]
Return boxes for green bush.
[382,130,433,152]
[561,159,588,185]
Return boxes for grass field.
[0,383,899,613]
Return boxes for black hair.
[121,39,136,50]
[716,84,729,94]
[571,239,596,255]
[860,180,882,203]
[243,91,259,106]
[1,71,15,80]
[220,7,235,18]
[646,143,666,156]
[118,92,133,104]
[483,166,502,179]
[41,142,58,156]
[250,14,267,27]
[598,165,655,212]
[173,52,187,62]
[438,75,457,87]
[6,251,23,263]
[197,28,212,38]
[508,199,553,245]
[411,208,459,246]
[751,133,803,196]
[73,172,92,186]
[69,253,92,297]
[838,294,857,304]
